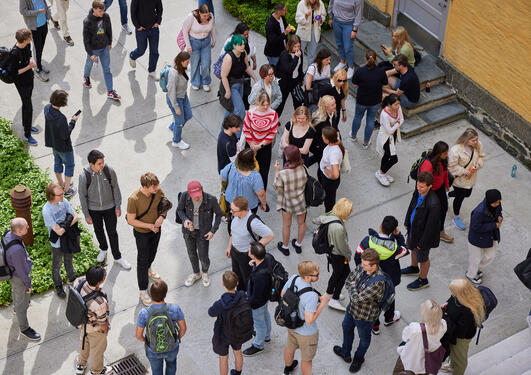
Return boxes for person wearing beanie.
[466,189,502,284]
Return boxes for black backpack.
[228,213,265,241]
[304,167,325,207]
[514,248,531,289]
[222,296,254,345]
[174,192,185,224]
[274,276,316,329]
[84,165,112,190]
[145,304,180,353]
[408,150,431,183]
[255,253,289,303]
[475,285,498,345]
[0,231,23,281]
[0,46,15,84]
[312,220,342,255]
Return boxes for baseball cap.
[187,181,203,199]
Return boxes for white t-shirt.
[307,63,331,81]
[320,144,343,175]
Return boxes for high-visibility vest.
[368,236,397,261]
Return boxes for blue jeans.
[104,0,128,25]
[393,79,417,108]
[266,56,280,67]
[301,26,317,66]
[84,47,113,91]
[130,27,160,73]
[224,82,246,122]
[333,19,355,67]
[198,0,214,15]
[341,307,373,359]
[167,94,193,143]
[351,102,380,143]
[252,304,271,349]
[53,149,75,177]
[190,35,212,87]
[146,344,179,375]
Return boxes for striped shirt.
[243,108,279,144]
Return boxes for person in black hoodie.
[355,215,409,335]
[264,3,293,68]
[82,1,121,101]
[243,242,272,357]
[44,90,80,197]
[208,271,245,375]
[276,35,304,117]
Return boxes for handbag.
[177,29,186,51]
[291,84,305,104]
[304,166,325,207]
[421,323,446,375]
[218,83,234,112]
[340,148,352,174]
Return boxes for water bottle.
[425,79,431,93]
[511,164,517,178]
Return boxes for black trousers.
[31,23,48,70]
[433,186,449,231]
[133,229,161,290]
[89,207,121,260]
[318,168,341,212]
[448,186,472,216]
[326,254,350,300]
[255,143,272,191]
[231,246,251,291]
[277,77,304,118]
[14,81,34,138]
[380,138,398,173]
[374,299,395,327]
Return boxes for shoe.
[122,24,132,35]
[349,356,364,373]
[333,61,346,72]
[349,134,357,142]
[466,273,482,284]
[184,273,201,287]
[230,370,242,375]
[96,250,107,263]
[407,277,429,291]
[440,363,453,372]
[148,268,160,280]
[35,69,49,82]
[372,325,380,335]
[242,345,264,357]
[375,171,390,186]
[440,231,454,243]
[347,67,354,80]
[90,365,113,375]
[291,239,302,254]
[277,241,290,256]
[373,120,381,129]
[328,298,346,312]
[115,258,131,270]
[333,345,352,363]
[50,18,60,30]
[264,338,271,343]
[384,310,401,326]
[64,187,77,198]
[24,136,38,146]
[477,270,483,278]
[129,56,136,68]
[40,65,50,74]
[139,290,152,306]
[191,85,200,91]
[83,76,92,88]
[107,90,121,101]
[20,327,41,341]
[202,273,210,287]
[384,173,394,183]
[362,141,370,150]
[202,84,211,92]
[30,126,39,133]
[148,71,159,81]
[401,266,419,276]
[284,360,299,374]
[339,293,345,301]
[453,217,466,231]
[75,362,86,375]
[64,36,74,46]
[56,286,66,299]
[171,140,190,150]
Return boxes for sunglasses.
[337,79,347,82]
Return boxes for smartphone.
[74,110,82,116]
[380,44,386,49]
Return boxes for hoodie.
[313,213,350,260]
[208,290,245,341]
[78,165,122,218]
[44,104,76,152]
[247,255,272,309]
[83,9,112,56]
[4,231,33,289]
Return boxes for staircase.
[320,19,466,138]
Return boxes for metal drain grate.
[110,353,147,375]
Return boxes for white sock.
[295,241,302,247]
[282,244,289,249]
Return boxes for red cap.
[187,181,203,199]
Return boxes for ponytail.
[365,50,377,69]
[322,126,345,156]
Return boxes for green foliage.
[0,117,98,305]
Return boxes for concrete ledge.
[363,0,391,27]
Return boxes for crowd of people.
[1,1,514,375]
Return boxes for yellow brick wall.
[442,0,531,122]
[367,0,395,15]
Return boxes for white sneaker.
[122,24,132,35]
[202,273,210,287]
[202,84,210,92]
[184,273,201,287]
[148,71,159,81]
[333,61,347,72]
[191,85,200,91]
[440,363,453,372]
[362,140,371,150]
[96,250,107,263]
[347,67,354,80]
[328,298,346,312]
[376,171,390,186]
[115,258,131,270]
[339,293,346,301]
[384,310,401,326]
[172,140,190,150]
[129,56,136,68]
[349,133,357,142]
[384,173,394,183]
[139,290,152,306]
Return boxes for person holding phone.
[295,0,326,69]
[176,181,223,288]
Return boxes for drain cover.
[110,354,147,375]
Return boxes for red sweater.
[420,159,449,191]
[243,108,278,144]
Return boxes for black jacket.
[310,117,337,155]
[49,214,81,254]
[83,10,112,56]
[443,295,477,345]
[44,104,76,152]
[176,192,223,236]
[264,13,288,58]
[208,290,246,342]
[7,44,33,85]
[276,50,304,84]
[468,199,502,248]
[247,256,272,309]
[404,189,441,251]
[131,0,163,29]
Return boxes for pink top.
[243,108,279,144]
[182,12,216,50]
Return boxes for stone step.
[401,101,466,138]
[403,84,457,116]
[476,346,531,375]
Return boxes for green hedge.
[0,117,98,305]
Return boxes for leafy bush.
[0,117,98,305]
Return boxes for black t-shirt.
[228,51,246,81]
[319,85,345,123]
[399,66,420,103]
[8,45,33,86]
[217,130,238,173]
[352,65,388,106]
[285,121,316,150]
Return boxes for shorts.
[412,247,430,263]
[286,329,319,361]
[212,335,242,357]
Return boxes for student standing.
[280,106,315,166]
[166,51,192,150]
[375,94,403,186]
[318,127,344,212]
[276,36,304,117]
[319,68,348,129]
[309,96,338,166]
[248,64,282,111]
[49,0,74,45]
[19,0,50,81]
[217,114,242,173]
[264,3,293,67]
[295,0,326,69]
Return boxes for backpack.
[304,167,325,207]
[84,165,112,191]
[0,46,15,84]
[413,48,422,66]
[159,64,172,92]
[174,192,185,224]
[475,285,498,345]
[0,231,22,281]
[514,248,531,289]
[255,253,289,303]
[408,149,431,183]
[312,220,342,255]
[145,304,180,353]
[274,276,316,329]
[228,213,265,241]
[362,272,395,312]
[222,296,254,344]
[213,52,226,79]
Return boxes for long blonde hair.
[332,69,349,97]
[449,278,486,326]
[312,95,336,123]
[391,26,413,51]
[455,128,479,148]
[290,106,313,129]
[304,0,320,10]
[420,299,444,335]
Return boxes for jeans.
[183,229,210,274]
[224,82,246,121]
[231,247,251,292]
[51,246,76,288]
[300,26,317,67]
[130,27,160,73]
[134,229,161,290]
[53,149,75,177]
[266,56,280,67]
[167,94,193,143]
[326,254,350,300]
[189,35,212,87]
[31,23,48,70]
[104,0,128,25]
[351,102,380,143]
[146,344,179,375]
[318,168,340,212]
[333,19,355,67]
[15,81,33,138]
[198,0,214,15]
[393,79,417,108]
[252,303,272,349]
[11,276,30,331]
[84,47,113,91]
[89,207,121,260]
[341,309,373,359]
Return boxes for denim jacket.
[176,192,223,236]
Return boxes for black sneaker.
[349,356,364,373]
[56,285,66,299]
[371,325,380,335]
[64,36,74,46]
[20,327,41,341]
[90,366,113,375]
[291,239,302,254]
[407,277,429,291]
[373,120,380,129]
[284,360,298,374]
[50,18,60,30]
[242,345,264,357]
[401,266,420,276]
[333,345,352,363]
[230,370,242,375]
[277,241,290,256]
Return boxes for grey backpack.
[145,304,179,353]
